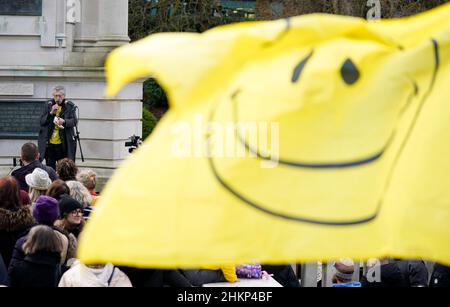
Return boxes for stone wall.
[0,0,141,186]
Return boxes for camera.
[125,135,143,153]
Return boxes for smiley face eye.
[341,58,360,85]
[292,51,313,83]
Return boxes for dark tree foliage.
[130,0,450,129]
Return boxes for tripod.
[74,106,85,162]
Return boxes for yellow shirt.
[49,106,62,145]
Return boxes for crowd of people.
[328,258,450,288]
[0,142,107,287]
[0,142,296,287]
[1,142,449,287]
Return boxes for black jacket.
[396,260,429,287]
[262,265,300,287]
[38,99,78,161]
[119,267,192,287]
[8,226,72,275]
[361,262,409,288]
[11,160,58,191]
[429,263,450,287]
[9,251,62,287]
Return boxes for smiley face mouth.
[207,39,439,226]
[232,90,398,169]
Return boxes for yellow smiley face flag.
[78,3,450,268]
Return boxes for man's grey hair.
[52,85,66,95]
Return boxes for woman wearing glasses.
[55,195,84,239]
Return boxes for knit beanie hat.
[59,195,83,217]
[32,195,59,226]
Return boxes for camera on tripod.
[125,135,143,153]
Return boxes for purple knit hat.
[32,195,59,226]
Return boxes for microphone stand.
[74,105,85,162]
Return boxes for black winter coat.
[0,207,35,268]
[262,265,300,287]
[8,226,72,275]
[396,260,429,287]
[38,99,78,161]
[361,262,409,288]
[9,251,62,287]
[429,263,450,287]
[118,267,192,287]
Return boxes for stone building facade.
[0,0,142,184]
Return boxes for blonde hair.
[22,225,62,255]
[76,169,97,191]
[29,187,47,204]
[66,180,92,209]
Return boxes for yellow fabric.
[204,266,237,283]
[49,106,62,145]
[221,266,238,283]
[78,3,450,268]
[90,195,99,207]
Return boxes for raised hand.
[50,104,59,115]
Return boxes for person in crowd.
[9,196,77,274]
[157,270,193,287]
[361,258,408,287]
[46,180,70,201]
[11,143,57,191]
[181,266,237,286]
[76,169,98,201]
[59,261,132,287]
[54,196,84,238]
[119,267,193,287]
[19,190,31,206]
[25,168,52,203]
[38,85,78,170]
[65,180,93,220]
[261,264,300,287]
[331,259,361,287]
[429,263,450,287]
[56,158,78,182]
[396,259,429,287]
[0,177,35,267]
[0,253,8,287]
[9,225,63,287]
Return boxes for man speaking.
[38,85,78,170]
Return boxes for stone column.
[96,0,130,49]
[73,0,99,51]
[55,0,67,48]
